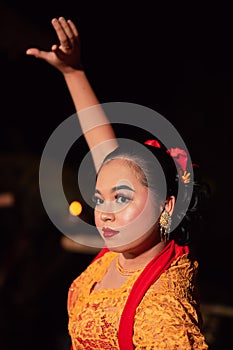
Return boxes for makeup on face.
[94,159,161,250]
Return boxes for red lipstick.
[102,227,119,238]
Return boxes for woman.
[26,17,209,349]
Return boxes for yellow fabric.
[68,251,208,349]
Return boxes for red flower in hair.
[144,139,161,148]
[166,148,188,172]
[144,140,191,184]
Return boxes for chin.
[105,238,143,254]
[105,231,161,255]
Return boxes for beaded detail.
[115,255,144,276]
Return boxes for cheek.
[118,204,142,225]
[94,209,100,227]
[116,199,160,247]
[93,205,139,226]
[118,193,156,228]
[123,193,161,231]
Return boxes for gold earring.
[159,210,171,242]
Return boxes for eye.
[115,194,132,204]
[92,195,104,206]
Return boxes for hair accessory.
[166,148,187,172]
[144,139,161,148]
[144,140,191,184]
[159,210,171,242]
[166,147,191,184]
[181,170,191,184]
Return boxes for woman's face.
[94,159,162,253]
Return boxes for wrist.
[63,69,86,79]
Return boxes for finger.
[52,44,67,62]
[26,48,41,57]
[51,18,70,48]
[58,17,74,40]
[67,19,79,37]
[51,44,58,51]
[26,48,50,60]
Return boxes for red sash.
[118,240,188,349]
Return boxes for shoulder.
[70,250,117,285]
[158,254,199,298]
[67,251,117,312]
[136,254,200,321]
[133,255,208,348]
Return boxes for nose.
[100,211,115,222]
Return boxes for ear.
[164,196,176,216]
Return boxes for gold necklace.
[115,255,144,276]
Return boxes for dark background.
[0,1,232,349]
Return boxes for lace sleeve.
[67,277,81,317]
[133,292,208,350]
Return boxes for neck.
[119,241,167,270]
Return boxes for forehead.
[96,158,142,188]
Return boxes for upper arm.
[67,279,80,317]
[133,293,208,349]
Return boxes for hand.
[26,17,83,74]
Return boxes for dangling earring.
[159,210,172,242]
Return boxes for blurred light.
[0,192,15,207]
[69,201,82,216]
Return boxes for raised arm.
[26,17,118,171]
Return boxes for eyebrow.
[95,185,135,194]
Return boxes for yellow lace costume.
[68,251,208,349]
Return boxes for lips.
[102,227,120,238]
